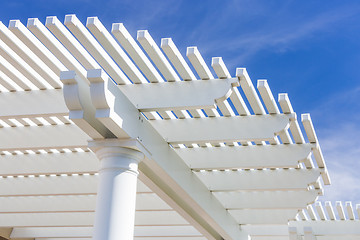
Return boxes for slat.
[0,193,171,213]
[137,30,180,82]
[118,77,237,111]
[0,175,151,196]
[278,129,293,144]
[111,23,163,83]
[0,211,188,227]
[186,47,213,80]
[0,54,32,90]
[298,209,308,221]
[161,38,196,81]
[315,202,327,220]
[175,143,313,170]
[336,201,346,220]
[229,88,250,116]
[0,152,98,176]
[27,18,88,81]
[257,80,280,114]
[9,20,65,85]
[307,205,318,220]
[325,201,336,220]
[150,114,291,144]
[346,202,355,220]
[0,21,59,87]
[229,209,299,224]
[0,37,47,90]
[0,70,17,91]
[216,100,234,117]
[10,226,202,238]
[86,17,146,84]
[236,68,266,115]
[64,14,130,84]
[211,57,231,79]
[278,93,305,143]
[195,169,321,191]
[0,124,89,151]
[45,16,99,70]
[213,189,321,209]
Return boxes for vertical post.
[89,140,144,240]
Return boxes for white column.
[89,140,144,240]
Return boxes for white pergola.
[0,15,358,240]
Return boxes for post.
[89,139,145,240]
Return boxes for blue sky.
[1,0,359,203]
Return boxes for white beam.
[118,77,238,111]
[0,193,170,213]
[195,169,321,191]
[229,209,299,224]
[289,220,360,235]
[0,89,67,118]
[0,152,98,176]
[0,175,151,196]
[10,226,203,238]
[0,211,188,227]
[213,189,321,209]
[0,124,89,151]
[175,144,313,170]
[150,113,292,144]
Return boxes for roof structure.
[0,15,358,240]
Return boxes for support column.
[89,140,145,240]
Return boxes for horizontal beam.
[150,114,292,144]
[289,220,360,235]
[0,175,151,196]
[0,211,188,227]
[0,193,170,213]
[175,144,313,169]
[194,169,321,191]
[213,189,321,209]
[118,78,237,111]
[0,124,89,151]
[0,89,67,118]
[0,151,98,176]
[10,226,202,238]
[229,209,299,224]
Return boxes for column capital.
[88,138,144,174]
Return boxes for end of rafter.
[64,14,78,26]
[86,16,99,27]
[45,16,58,26]
[186,46,198,56]
[111,23,125,33]
[8,19,20,29]
[87,69,108,83]
[160,38,173,48]
[27,18,40,28]
[60,70,77,85]
[137,30,149,40]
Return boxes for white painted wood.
[0,151,98,176]
[0,21,59,88]
[64,14,130,84]
[325,201,336,220]
[229,87,250,116]
[213,189,321,209]
[236,68,266,115]
[45,16,100,70]
[0,175,151,196]
[336,201,346,220]
[304,227,316,240]
[175,144,313,169]
[0,70,17,91]
[87,17,147,84]
[161,38,196,81]
[118,77,237,111]
[9,20,66,79]
[10,226,202,238]
[0,37,48,90]
[211,57,231,79]
[27,17,88,81]
[150,114,291,144]
[0,193,171,213]
[187,47,214,80]
[0,124,89,151]
[307,205,318,221]
[137,30,180,82]
[289,220,360,235]
[229,209,299,224]
[0,89,67,118]
[257,80,280,114]
[315,202,327,220]
[0,211,188,227]
[195,169,321,191]
[0,54,32,90]
[346,201,355,220]
[111,23,163,83]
